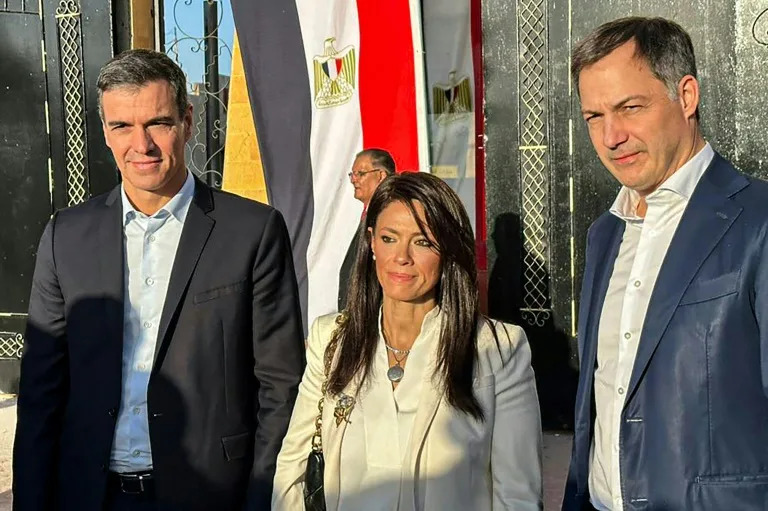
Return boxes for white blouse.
[336,307,440,511]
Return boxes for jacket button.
[100,463,107,472]
[108,408,117,417]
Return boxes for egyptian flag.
[229,0,429,330]
[423,0,478,234]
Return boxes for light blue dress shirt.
[110,172,195,472]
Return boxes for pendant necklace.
[384,342,411,383]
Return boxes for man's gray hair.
[97,49,189,120]
[571,17,697,101]
[356,148,396,175]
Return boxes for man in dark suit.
[563,17,768,510]
[337,148,395,310]
[13,49,306,511]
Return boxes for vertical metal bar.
[154,0,164,51]
[203,0,220,187]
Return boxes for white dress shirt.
[336,307,439,511]
[589,144,714,510]
[110,172,194,472]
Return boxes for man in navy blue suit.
[563,17,768,510]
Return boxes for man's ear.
[677,74,700,121]
[182,103,194,143]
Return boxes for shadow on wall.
[487,213,578,430]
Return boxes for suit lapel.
[403,380,443,505]
[99,187,125,350]
[625,157,746,401]
[153,181,215,365]
[571,215,623,488]
[579,216,624,390]
[403,329,444,505]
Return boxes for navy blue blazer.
[563,154,768,510]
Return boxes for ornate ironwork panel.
[56,0,89,206]
[164,0,232,188]
[0,332,24,360]
[517,0,550,327]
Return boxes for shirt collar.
[121,171,195,224]
[377,304,443,340]
[609,142,714,221]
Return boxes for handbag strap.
[310,314,344,453]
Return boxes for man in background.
[338,148,395,310]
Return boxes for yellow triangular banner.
[222,31,268,204]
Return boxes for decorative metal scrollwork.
[517,0,551,327]
[753,8,768,46]
[56,0,89,206]
[0,332,24,359]
[164,0,232,188]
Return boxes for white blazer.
[272,312,543,510]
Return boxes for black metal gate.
[163,0,232,189]
[0,0,116,392]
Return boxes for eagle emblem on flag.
[432,71,472,125]
[313,37,356,109]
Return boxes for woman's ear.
[367,226,375,257]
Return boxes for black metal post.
[203,0,221,187]
[155,0,165,51]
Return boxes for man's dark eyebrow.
[106,116,176,128]
[612,94,646,109]
[146,116,176,124]
[581,95,648,116]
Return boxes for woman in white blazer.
[273,172,543,510]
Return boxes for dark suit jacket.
[337,221,362,311]
[563,154,768,510]
[13,179,306,511]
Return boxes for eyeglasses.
[347,168,384,180]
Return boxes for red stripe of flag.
[471,0,487,269]
[356,0,420,172]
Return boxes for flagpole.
[204,0,221,188]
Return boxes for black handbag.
[303,327,340,511]
[303,450,326,511]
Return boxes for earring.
[372,253,376,261]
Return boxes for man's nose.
[602,115,629,150]
[131,128,155,154]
